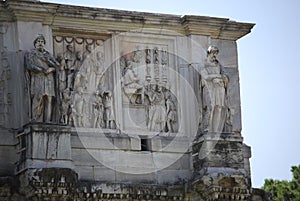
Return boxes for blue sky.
[42,0,300,188]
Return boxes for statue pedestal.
[191,132,251,200]
[16,123,74,173]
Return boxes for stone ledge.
[1,0,254,40]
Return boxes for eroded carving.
[52,35,110,128]
[57,53,67,97]
[161,48,168,83]
[121,61,143,104]
[119,47,178,133]
[200,46,231,133]
[145,48,152,82]
[154,47,159,82]
[25,34,59,123]
[64,44,76,90]
[94,51,105,89]
[166,92,177,132]
[93,90,104,128]
[103,91,116,129]
[72,83,84,127]
[60,88,72,124]
[147,84,167,132]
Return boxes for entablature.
[1,0,255,40]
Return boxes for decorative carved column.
[153,47,159,83]
[145,48,152,83]
[161,48,168,84]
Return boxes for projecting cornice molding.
[0,0,255,40]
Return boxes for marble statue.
[94,51,105,89]
[166,93,177,132]
[68,51,83,91]
[81,45,96,91]
[74,51,83,78]
[93,90,104,128]
[103,91,115,129]
[64,44,76,90]
[25,34,59,122]
[83,44,92,61]
[71,72,85,127]
[61,88,72,124]
[147,85,167,132]
[57,53,67,96]
[200,46,229,133]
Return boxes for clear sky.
[41,0,300,188]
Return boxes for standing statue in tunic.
[200,46,230,133]
[147,85,167,132]
[103,91,115,129]
[25,34,59,122]
[64,44,76,90]
[166,93,177,133]
[93,90,104,128]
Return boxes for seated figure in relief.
[121,61,143,104]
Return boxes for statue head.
[66,44,74,52]
[33,34,46,45]
[207,46,219,62]
[86,44,92,53]
[96,51,104,62]
[126,60,133,69]
[105,90,112,98]
[96,51,103,58]
[207,46,219,55]
[95,90,101,96]
[150,83,156,91]
[56,53,63,62]
[75,51,83,61]
[157,85,163,92]
[33,34,46,51]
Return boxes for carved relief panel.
[53,34,115,129]
[118,35,179,134]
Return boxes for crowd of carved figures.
[145,84,177,133]
[25,34,231,134]
[25,34,115,129]
[56,37,115,129]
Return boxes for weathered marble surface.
[0,1,266,201]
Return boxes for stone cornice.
[181,15,255,40]
[1,0,255,40]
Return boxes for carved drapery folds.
[120,46,178,133]
[25,34,59,123]
[25,35,179,133]
[23,36,237,135]
[199,46,232,134]
[52,35,115,129]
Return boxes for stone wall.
[0,1,269,200]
